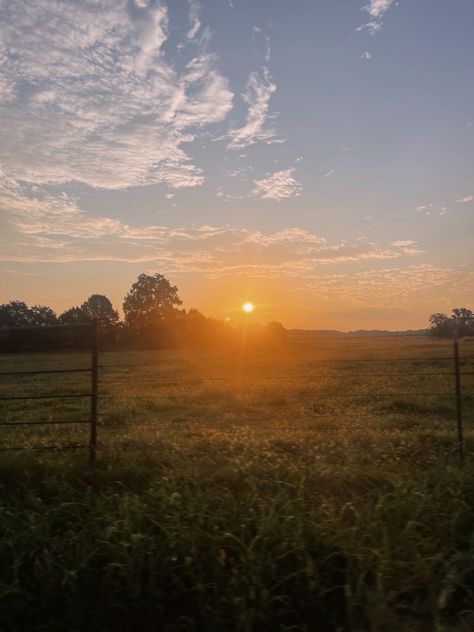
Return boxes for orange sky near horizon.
[2,261,471,331]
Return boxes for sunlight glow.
[242,302,254,313]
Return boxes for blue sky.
[0,0,473,329]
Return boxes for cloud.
[358,0,396,35]
[227,67,278,149]
[363,0,395,18]
[323,169,336,178]
[0,1,233,190]
[300,265,474,308]
[360,51,372,60]
[390,240,424,255]
[391,239,416,247]
[253,168,302,201]
[187,0,201,39]
[356,21,382,35]
[416,203,448,216]
[0,181,420,275]
[417,194,473,215]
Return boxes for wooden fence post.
[453,337,464,462]
[89,319,99,463]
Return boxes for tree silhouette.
[123,273,182,328]
[81,294,119,325]
[0,301,57,328]
[451,308,474,336]
[0,301,33,327]
[0,301,29,327]
[58,306,91,325]
[428,307,474,338]
[29,305,57,326]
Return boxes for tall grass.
[0,335,473,630]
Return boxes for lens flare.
[242,302,254,313]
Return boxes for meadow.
[1,333,473,631]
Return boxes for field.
[1,333,474,631]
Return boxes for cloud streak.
[187,0,202,39]
[227,67,278,149]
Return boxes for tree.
[123,273,182,328]
[428,308,474,338]
[0,301,58,327]
[451,308,474,337]
[0,301,33,327]
[428,313,453,338]
[58,306,91,325]
[80,294,119,326]
[29,305,57,326]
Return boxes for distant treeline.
[0,273,287,352]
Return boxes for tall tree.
[123,273,182,328]
[80,294,119,325]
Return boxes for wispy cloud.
[0,181,419,275]
[187,0,201,39]
[363,0,395,19]
[391,239,416,247]
[300,264,474,308]
[0,1,233,190]
[416,203,448,216]
[359,51,372,60]
[253,168,302,201]
[356,21,382,35]
[390,240,424,255]
[227,67,278,149]
[416,194,473,215]
[358,0,396,35]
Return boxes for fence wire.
[0,329,473,460]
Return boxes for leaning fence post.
[453,336,464,462]
[89,319,99,463]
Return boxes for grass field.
[1,333,474,631]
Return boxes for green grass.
[0,334,473,631]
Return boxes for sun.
[242,302,254,313]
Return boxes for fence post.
[89,319,99,463]
[453,336,464,462]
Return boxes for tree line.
[0,273,287,350]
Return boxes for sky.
[0,0,473,330]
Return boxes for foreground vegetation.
[1,334,473,631]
